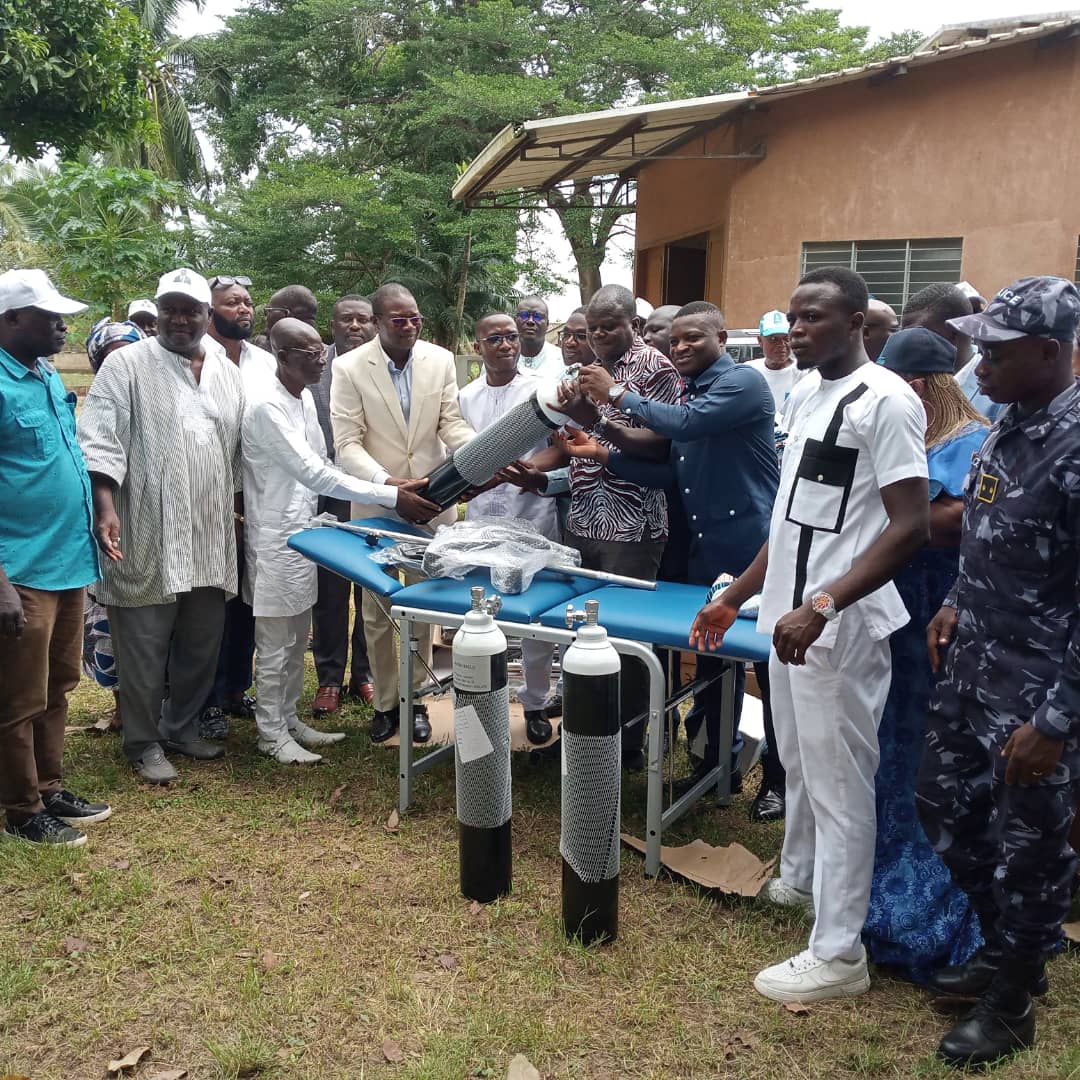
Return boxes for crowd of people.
[0,259,1077,1070]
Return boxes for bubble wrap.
[422,517,581,594]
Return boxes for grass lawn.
[2,662,1079,1080]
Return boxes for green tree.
[185,0,915,303]
[0,0,158,159]
[5,162,188,316]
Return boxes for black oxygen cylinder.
[452,586,512,902]
[420,391,566,509]
[560,599,622,944]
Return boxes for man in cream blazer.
[330,284,474,743]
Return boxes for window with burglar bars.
[800,238,964,310]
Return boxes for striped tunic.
[77,336,244,607]
[566,338,682,543]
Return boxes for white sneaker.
[258,738,323,765]
[289,720,346,748]
[761,877,815,915]
[754,947,870,1003]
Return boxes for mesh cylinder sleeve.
[422,394,561,509]
[453,646,512,903]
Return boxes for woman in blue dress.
[864,328,990,981]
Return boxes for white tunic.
[204,336,278,403]
[457,369,559,540]
[756,363,927,647]
[242,380,397,617]
[745,357,804,422]
[517,340,566,385]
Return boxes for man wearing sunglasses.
[515,296,564,382]
[242,318,437,764]
[458,313,560,744]
[331,283,475,745]
[194,275,278,742]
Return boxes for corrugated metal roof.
[453,13,1080,204]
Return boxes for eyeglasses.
[559,330,589,343]
[282,347,325,361]
[481,332,520,346]
[208,275,252,289]
[386,315,423,328]
[517,311,546,323]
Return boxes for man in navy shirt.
[571,302,785,818]
[0,270,111,847]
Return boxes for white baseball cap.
[127,299,158,318]
[155,268,211,306]
[0,269,87,316]
[759,309,789,337]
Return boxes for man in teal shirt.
[0,269,110,847]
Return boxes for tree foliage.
[5,162,188,316]
[0,0,159,159]
[185,0,917,304]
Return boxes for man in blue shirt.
[571,302,785,819]
[0,269,110,848]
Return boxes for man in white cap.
[126,299,157,336]
[0,270,113,846]
[747,309,802,418]
[79,268,245,784]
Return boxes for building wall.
[635,36,1080,327]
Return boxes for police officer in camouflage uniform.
[915,276,1080,1068]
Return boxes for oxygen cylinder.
[560,599,622,944]
[420,390,568,509]
[452,586,512,902]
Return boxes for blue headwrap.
[86,319,144,372]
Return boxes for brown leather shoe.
[347,680,375,705]
[312,685,342,716]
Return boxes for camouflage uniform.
[916,367,1080,961]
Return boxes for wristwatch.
[608,382,627,403]
[810,591,839,620]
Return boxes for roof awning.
[452,93,755,208]
[453,14,1080,208]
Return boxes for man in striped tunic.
[79,269,245,785]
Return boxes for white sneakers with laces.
[754,946,870,1003]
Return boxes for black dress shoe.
[543,695,563,719]
[412,703,431,744]
[223,693,256,719]
[623,747,645,772]
[937,978,1035,1068]
[929,945,1049,999]
[525,710,553,744]
[750,784,786,823]
[370,708,398,744]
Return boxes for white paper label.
[453,653,491,693]
[454,704,494,763]
[561,734,567,777]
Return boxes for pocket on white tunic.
[784,438,859,534]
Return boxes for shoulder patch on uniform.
[976,472,999,504]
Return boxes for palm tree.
[101,0,211,189]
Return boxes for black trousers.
[563,531,665,755]
[203,546,254,709]
[311,497,371,688]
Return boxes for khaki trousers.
[362,570,431,713]
[0,586,84,823]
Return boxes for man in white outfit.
[690,266,929,1002]
[458,313,558,744]
[242,319,439,764]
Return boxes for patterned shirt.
[77,337,244,607]
[938,379,1080,739]
[566,337,682,543]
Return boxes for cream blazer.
[329,337,474,525]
